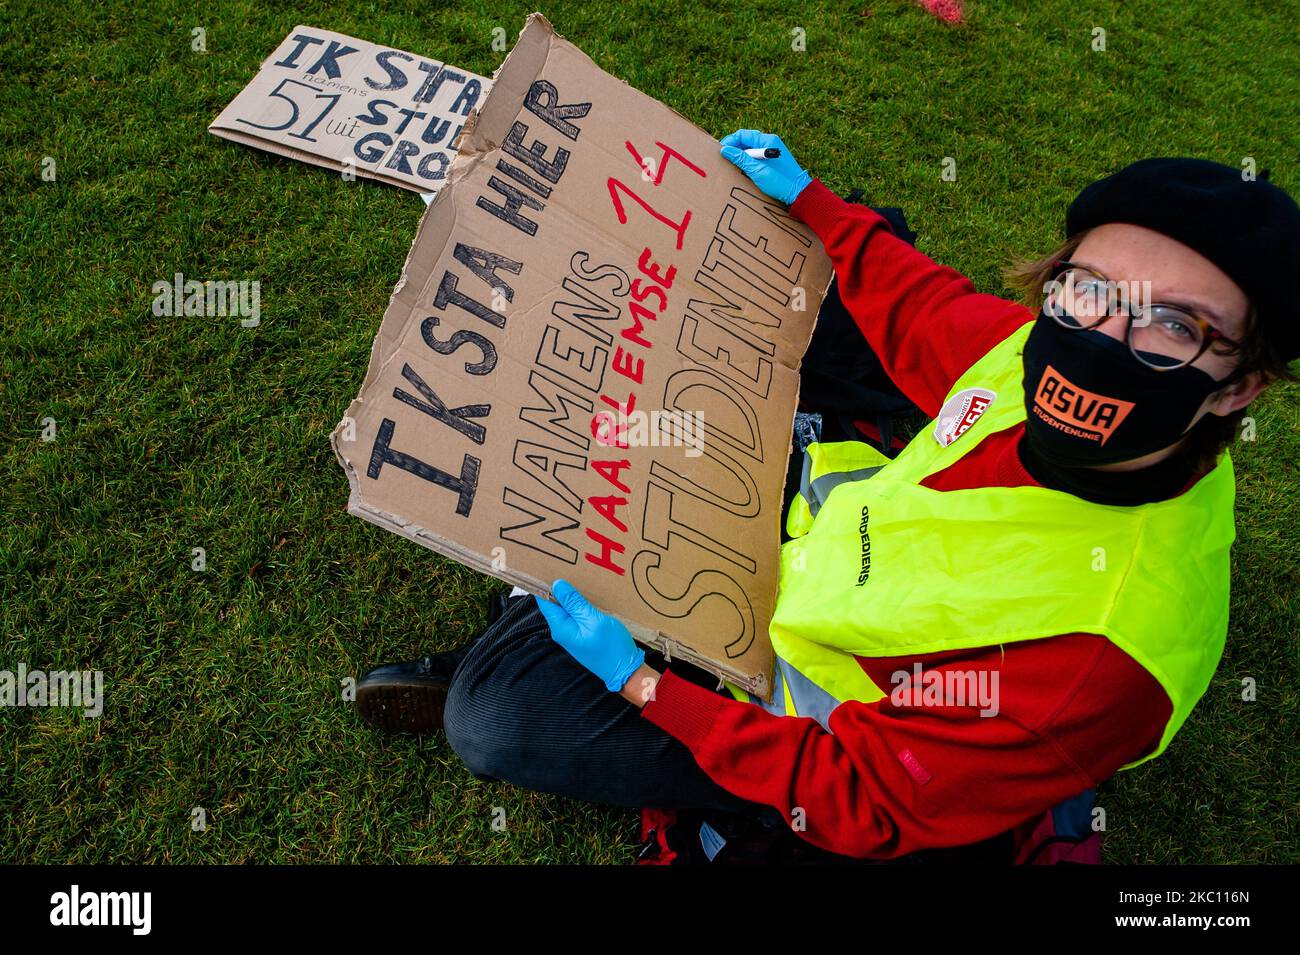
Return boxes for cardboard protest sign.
[210,26,492,194]
[330,13,832,696]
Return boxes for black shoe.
[355,653,463,735]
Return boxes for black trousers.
[441,586,1017,865]
[443,591,789,830]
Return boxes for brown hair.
[1000,229,1296,473]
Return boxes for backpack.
[795,194,930,457]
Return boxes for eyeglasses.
[1044,260,1243,371]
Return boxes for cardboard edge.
[462,12,556,150]
[207,126,431,193]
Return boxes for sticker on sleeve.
[933,387,996,447]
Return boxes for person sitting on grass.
[354,134,1298,862]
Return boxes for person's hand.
[719,129,813,205]
[535,579,646,693]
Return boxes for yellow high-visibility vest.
[725,322,1235,769]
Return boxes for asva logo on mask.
[1032,364,1135,445]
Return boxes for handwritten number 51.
[236,78,341,143]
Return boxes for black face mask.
[1021,310,1238,468]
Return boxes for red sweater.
[640,178,1173,859]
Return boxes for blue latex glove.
[535,579,646,693]
[719,129,813,205]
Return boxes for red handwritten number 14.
[606,141,706,249]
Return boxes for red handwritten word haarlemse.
[584,141,706,576]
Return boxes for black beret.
[1066,157,1300,362]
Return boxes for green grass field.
[1,0,1296,863]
